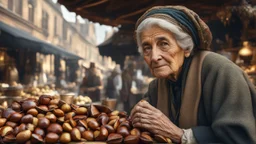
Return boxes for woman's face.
[139,25,190,79]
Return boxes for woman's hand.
[130,100,184,143]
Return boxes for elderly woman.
[130,6,256,144]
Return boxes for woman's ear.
[184,50,191,58]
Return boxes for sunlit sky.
[53,0,113,45]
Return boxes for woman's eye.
[143,47,151,55]
[160,42,168,47]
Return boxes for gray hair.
[136,17,194,53]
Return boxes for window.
[69,35,72,45]
[63,22,67,40]
[42,10,49,35]
[28,0,34,23]
[54,16,57,36]
[8,0,14,11]
[15,0,23,16]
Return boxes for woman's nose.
[151,47,161,62]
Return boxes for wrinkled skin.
[130,100,184,143]
[131,25,191,143]
[140,25,190,81]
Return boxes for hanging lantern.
[239,41,253,65]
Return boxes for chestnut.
[73,115,87,121]
[75,107,87,115]
[21,114,33,124]
[104,124,115,134]
[0,126,13,137]
[58,100,66,107]
[63,122,72,132]
[48,104,58,109]
[64,112,75,120]
[106,133,123,144]
[61,103,71,113]
[27,108,38,117]
[0,118,7,127]
[34,127,45,137]
[108,119,117,126]
[109,110,119,116]
[9,112,22,123]
[38,117,50,129]
[166,138,172,143]
[47,123,63,134]
[38,95,51,105]
[82,130,94,141]
[88,120,99,130]
[3,134,16,143]
[70,128,81,141]
[130,128,141,136]
[97,113,109,125]
[118,111,127,118]
[86,117,96,123]
[14,123,26,136]
[45,132,59,143]
[60,132,71,143]
[119,121,131,130]
[119,117,126,123]
[140,133,153,144]
[95,126,108,141]
[53,109,64,117]
[16,130,32,143]
[69,118,77,127]
[31,133,43,143]
[2,108,15,119]
[57,116,65,124]
[26,123,35,132]
[11,101,21,111]
[49,99,59,105]
[94,130,100,139]
[45,113,57,123]
[117,126,129,137]
[33,117,38,127]
[37,114,45,118]
[77,120,88,129]
[124,135,140,144]
[113,119,120,130]
[89,105,100,117]
[5,121,17,128]
[71,104,79,110]
[36,105,49,113]
[110,115,120,121]
[154,135,170,143]
[22,101,37,111]
[94,105,112,114]
[76,126,86,133]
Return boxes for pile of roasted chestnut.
[0,95,172,144]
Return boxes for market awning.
[58,0,240,27]
[0,21,82,60]
[98,29,139,67]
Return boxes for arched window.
[28,0,35,23]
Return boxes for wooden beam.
[77,11,135,26]
[76,0,109,11]
[116,7,150,20]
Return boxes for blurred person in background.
[120,62,136,113]
[79,62,103,102]
[105,65,122,99]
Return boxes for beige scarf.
[157,51,210,128]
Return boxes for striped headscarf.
[135,5,212,50]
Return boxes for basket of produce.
[73,95,92,106]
